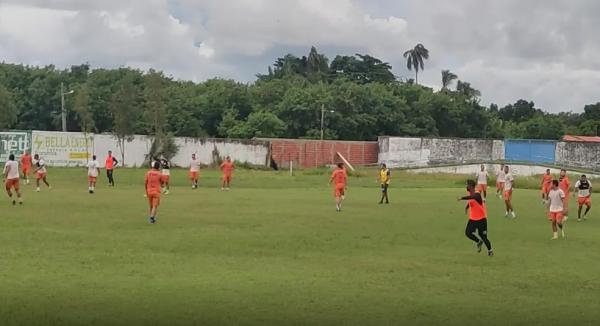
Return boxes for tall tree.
[73,83,95,155]
[403,43,429,84]
[441,70,458,90]
[110,74,140,165]
[306,46,329,82]
[456,80,481,101]
[0,83,17,130]
[143,70,169,160]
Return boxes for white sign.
[32,131,93,166]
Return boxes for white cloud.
[1,0,600,112]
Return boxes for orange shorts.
[496,182,505,190]
[542,184,551,194]
[476,184,488,192]
[334,184,345,198]
[189,171,199,180]
[36,172,47,180]
[5,178,19,191]
[503,189,512,201]
[88,176,97,183]
[161,175,170,184]
[22,167,31,175]
[578,196,591,206]
[549,211,564,223]
[147,192,161,207]
[223,174,232,182]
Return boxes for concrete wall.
[29,131,270,168]
[379,137,504,168]
[555,141,600,171]
[172,138,270,168]
[93,134,153,168]
[268,139,378,169]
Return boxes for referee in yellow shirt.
[378,163,391,204]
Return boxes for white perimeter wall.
[30,131,270,168]
[379,137,505,168]
[172,138,269,168]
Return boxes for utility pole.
[61,82,74,132]
[320,104,325,140]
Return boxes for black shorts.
[381,183,389,193]
[466,218,488,236]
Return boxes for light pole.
[61,82,74,132]
[320,104,335,140]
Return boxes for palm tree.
[456,80,481,99]
[403,43,429,84]
[441,70,458,90]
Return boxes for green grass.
[0,168,599,325]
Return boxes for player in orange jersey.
[328,163,347,212]
[540,169,553,204]
[20,151,32,185]
[558,169,571,221]
[145,161,163,224]
[220,156,235,191]
[457,180,493,256]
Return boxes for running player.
[575,174,592,221]
[105,150,118,187]
[495,164,506,199]
[457,180,493,256]
[503,165,516,218]
[33,154,50,192]
[189,153,200,189]
[20,150,32,185]
[475,164,488,199]
[378,163,390,204]
[87,155,100,194]
[161,157,171,194]
[220,156,235,191]
[145,161,163,224]
[3,154,23,205]
[541,169,553,204]
[547,180,567,239]
[559,169,571,221]
[328,163,347,212]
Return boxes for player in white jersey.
[475,164,488,199]
[33,154,51,192]
[87,155,101,194]
[189,153,200,189]
[495,164,506,199]
[3,154,23,205]
[546,180,567,239]
[575,174,592,221]
[503,165,516,218]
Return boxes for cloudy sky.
[1,0,599,112]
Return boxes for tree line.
[1,45,599,141]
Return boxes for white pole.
[290,160,293,176]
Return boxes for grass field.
[0,167,599,325]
